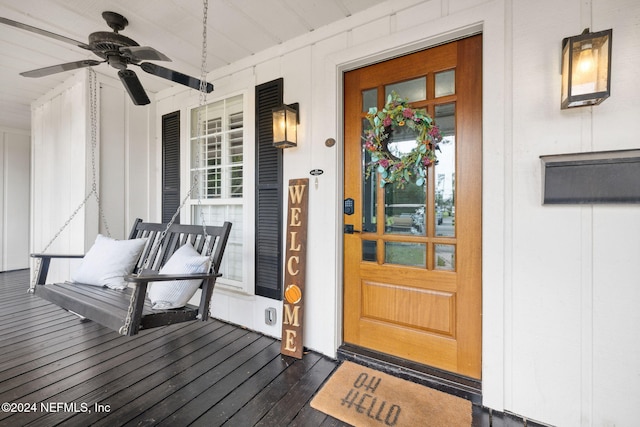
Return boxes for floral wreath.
[364,92,442,188]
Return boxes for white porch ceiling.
[0,0,386,131]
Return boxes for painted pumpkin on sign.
[284,284,302,304]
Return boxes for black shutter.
[162,111,180,224]
[255,79,283,299]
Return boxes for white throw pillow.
[148,243,210,310]
[71,234,148,290]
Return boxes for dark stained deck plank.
[0,310,79,341]
[148,338,282,426]
[0,319,109,366]
[0,270,344,426]
[0,304,63,330]
[202,353,321,426]
[255,356,340,426]
[27,323,243,427]
[0,323,211,424]
[79,329,264,426]
[218,352,325,427]
[0,322,113,379]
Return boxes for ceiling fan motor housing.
[89,31,139,68]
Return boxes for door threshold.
[337,344,482,405]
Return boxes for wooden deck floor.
[0,270,348,426]
[0,269,537,427]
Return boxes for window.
[189,95,244,289]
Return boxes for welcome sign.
[281,178,309,358]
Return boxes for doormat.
[311,361,471,427]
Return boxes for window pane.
[434,103,455,237]
[229,111,244,198]
[383,124,426,236]
[384,183,426,236]
[363,240,377,262]
[362,118,377,233]
[362,88,377,112]
[385,77,426,102]
[385,242,426,267]
[434,244,455,271]
[190,96,244,200]
[193,205,243,282]
[435,70,455,97]
[191,107,206,137]
[190,94,245,290]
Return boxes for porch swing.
[29,0,231,336]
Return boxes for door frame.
[325,3,508,409]
[335,26,485,347]
[341,36,483,380]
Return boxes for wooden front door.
[343,35,482,378]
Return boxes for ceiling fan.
[0,11,213,105]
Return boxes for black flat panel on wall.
[541,149,640,204]
[255,79,284,299]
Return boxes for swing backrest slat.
[128,219,230,275]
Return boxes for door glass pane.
[434,103,455,237]
[385,77,426,102]
[385,124,419,160]
[384,183,426,235]
[362,118,377,233]
[363,240,377,262]
[362,89,377,112]
[382,122,426,235]
[435,70,455,97]
[434,244,455,271]
[385,242,426,267]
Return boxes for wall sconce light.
[561,28,612,109]
[272,103,299,148]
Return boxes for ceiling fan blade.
[20,60,102,78]
[0,16,91,50]
[120,46,171,62]
[138,62,213,93]
[118,69,150,105]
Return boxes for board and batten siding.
[30,70,154,283]
[0,128,30,271]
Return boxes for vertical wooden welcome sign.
[281,178,309,359]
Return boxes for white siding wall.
[509,1,640,425]
[0,128,30,271]
[31,70,154,283]
[31,75,89,282]
[154,0,640,425]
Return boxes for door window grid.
[359,78,457,270]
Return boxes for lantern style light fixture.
[272,103,299,148]
[561,28,612,109]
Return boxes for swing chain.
[195,0,210,239]
[29,192,94,292]
[121,0,211,335]
[197,0,214,316]
[119,287,137,335]
[89,69,111,237]
[30,69,109,292]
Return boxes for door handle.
[344,224,361,234]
